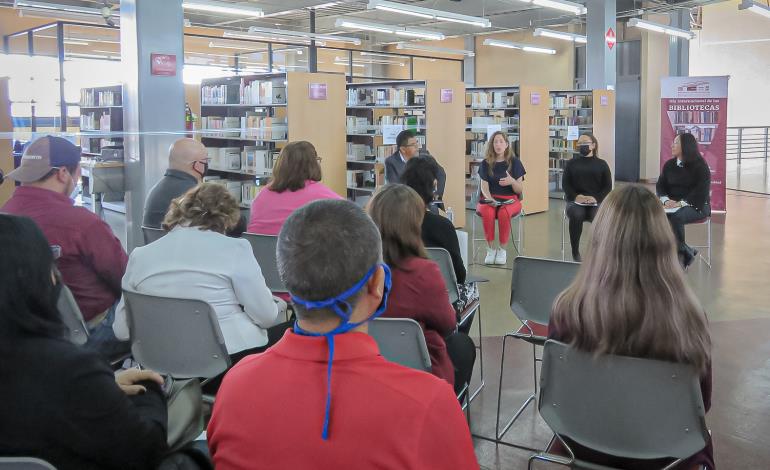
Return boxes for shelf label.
[150,53,176,76]
[382,124,403,145]
[487,124,502,140]
[308,83,327,100]
[600,95,609,106]
[530,92,541,105]
[567,125,579,141]
[440,88,453,103]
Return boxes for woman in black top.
[0,214,169,470]
[562,133,613,262]
[402,157,466,284]
[656,132,711,268]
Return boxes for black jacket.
[422,211,466,284]
[562,156,613,204]
[656,158,711,212]
[143,169,198,228]
[0,335,168,470]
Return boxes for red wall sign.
[606,28,616,50]
[308,83,327,100]
[440,88,453,103]
[151,53,177,76]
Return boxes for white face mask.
[66,171,79,200]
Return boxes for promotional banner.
[660,76,729,211]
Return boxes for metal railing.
[727,126,770,164]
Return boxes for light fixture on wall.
[533,28,587,44]
[368,0,491,28]
[335,18,445,40]
[483,38,557,54]
[395,43,475,57]
[739,0,770,18]
[507,0,586,15]
[183,1,263,17]
[628,18,695,39]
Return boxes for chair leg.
[561,213,567,261]
[468,305,484,403]
[496,339,538,442]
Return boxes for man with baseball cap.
[2,136,129,358]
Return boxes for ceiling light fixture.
[334,60,366,68]
[739,0,770,18]
[368,0,491,28]
[224,31,316,46]
[247,26,361,45]
[335,56,405,66]
[14,0,114,17]
[628,18,695,40]
[208,41,260,50]
[396,42,475,56]
[483,38,556,54]
[183,1,263,17]
[533,27,586,43]
[312,2,340,9]
[335,18,445,40]
[507,0,586,15]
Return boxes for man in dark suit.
[385,130,446,200]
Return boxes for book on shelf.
[670,111,718,124]
[241,181,264,206]
[549,114,592,126]
[376,144,397,160]
[201,116,241,137]
[675,126,715,143]
[80,89,121,107]
[347,87,426,107]
[550,95,591,109]
[347,143,372,161]
[241,115,287,141]
[346,169,377,189]
[240,78,287,106]
[201,84,230,105]
[468,115,518,131]
[467,91,519,108]
[242,146,278,175]
[346,116,371,134]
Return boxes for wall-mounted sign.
[567,125,580,141]
[606,28,617,50]
[150,53,176,76]
[600,95,609,106]
[530,92,541,105]
[308,83,327,100]
[382,124,403,145]
[440,88,453,103]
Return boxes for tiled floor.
[463,189,770,469]
[727,159,770,195]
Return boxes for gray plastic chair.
[241,233,288,293]
[122,290,230,380]
[56,284,89,346]
[368,318,431,372]
[496,256,580,447]
[530,340,709,469]
[141,226,167,245]
[0,457,56,469]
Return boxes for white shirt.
[114,226,282,354]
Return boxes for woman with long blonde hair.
[549,184,713,469]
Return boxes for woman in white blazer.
[114,183,286,391]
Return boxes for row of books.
[346,115,425,133]
[206,146,279,175]
[676,126,716,143]
[203,177,263,205]
[670,111,718,124]
[80,113,112,131]
[80,89,121,107]
[347,143,372,160]
[467,115,519,131]
[347,88,426,107]
[200,115,288,140]
[550,95,591,109]
[549,138,579,153]
[550,115,592,126]
[467,91,519,109]
[347,169,381,189]
[241,79,287,106]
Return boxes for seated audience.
[401,157,466,284]
[114,183,285,391]
[562,132,613,262]
[368,184,476,393]
[247,141,341,235]
[208,199,477,469]
[1,136,128,358]
[656,132,712,268]
[549,184,713,469]
[0,214,168,470]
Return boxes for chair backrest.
[0,457,57,469]
[122,290,230,379]
[141,226,167,244]
[56,284,89,346]
[241,233,287,293]
[539,340,709,461]
[510,256,580,325]
[368,318,432,372]
[426,247,460,305]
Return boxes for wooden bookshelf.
[0,78,12,207]
[592,89,616,178]
[519,85,550,214]
[200,72,346,209]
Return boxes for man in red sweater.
[2,136,128,358]
[208,199,478,469]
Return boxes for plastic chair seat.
[512,321,548,345]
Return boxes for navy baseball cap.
[6,136,81,183]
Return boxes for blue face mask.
[291,263,392,440]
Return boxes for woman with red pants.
[477,131,525,265]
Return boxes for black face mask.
[578,144,592,157]
[193,161,208,179]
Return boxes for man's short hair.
[277,200,382,320]
[396,129,416,149]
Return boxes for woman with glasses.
[247,141,342,235]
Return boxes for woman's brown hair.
[550,184,711,373]
[367,184,427,269]
[162,182,240,234]
[269,141,322,193]
[484,130,513,170]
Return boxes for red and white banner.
[660,76,729,211]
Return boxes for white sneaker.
[495,248,507,265]
[484,247,496,264]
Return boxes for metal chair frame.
[687,217,712,269]
[560,205,595,262]
[141,225,167,245]
[470,203,525,269]
[0,457,57,469]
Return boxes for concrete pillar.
[463,36,475,86]
[586,0,617,90]
[120,0,185,250]
[668,10,690,77]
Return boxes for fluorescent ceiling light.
[508,0,586,15]
[483,38,556,54]
[183,1,263,17]
[335,18,445,40]
[368,0,491,28]
[628,18,695,40]
[208,41,259,50]
[224,31,315,46]
[248,26,361,45]
[334,61,366,68]
[396,42,475,56]
[312,2,340,9]
[14,0,115,17]
[335,56,405,66]
[739,0,770,18]
[534,27,586,43]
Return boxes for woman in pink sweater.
[248,141,342,235]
